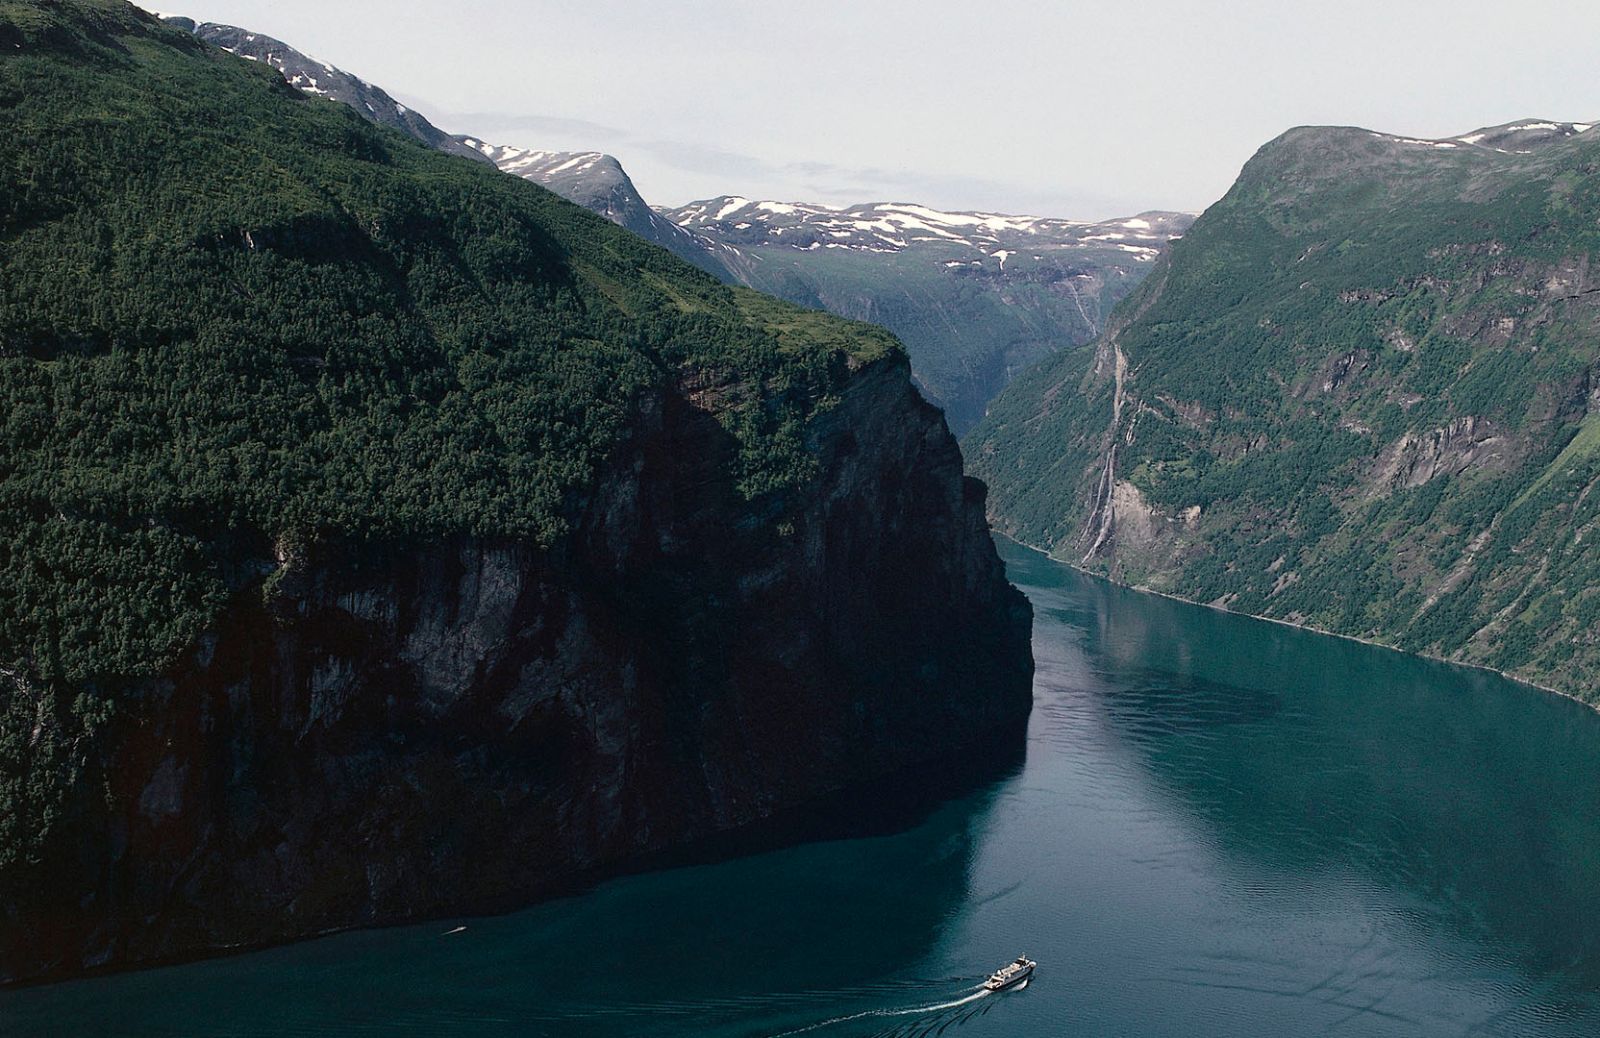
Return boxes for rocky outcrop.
[1368,416,1512,494]
[1,354,1032,984]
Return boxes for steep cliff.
[0,1,1031,982]
[969,118,1600,698]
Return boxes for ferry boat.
[983,955,1036,991]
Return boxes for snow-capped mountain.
[668,201,1192,432]
[666,197,1188,264]
[163,17,733,277]
[454,141,735,278]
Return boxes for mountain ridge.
[456,136,739,277]
[664,195,1187,260]
[156,11,1189,431]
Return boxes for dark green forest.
[0,0,897,877]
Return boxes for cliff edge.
[0,1,1031,982]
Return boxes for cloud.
[405,102,1154,218]
[428,109,634,144]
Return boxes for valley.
[4,3,1600,1031]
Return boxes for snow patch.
[546,154,595,176]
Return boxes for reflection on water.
[0,774,1011,1038]
[1005,540,1600,1037]
[1049,547,1600,986]
[6,538,1600,1037]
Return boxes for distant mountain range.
[968,115,1600,699]
[666,196,1184,260]
[166,16,1189,431]
[669,199,1191,431]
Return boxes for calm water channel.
[6,538,1600,1036]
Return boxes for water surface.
[7,539,1600,1036]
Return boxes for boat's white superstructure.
[983,955,1036,991]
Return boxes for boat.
[983,955,1036,991]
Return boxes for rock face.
[6,351,1031,983]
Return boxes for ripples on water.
[6,538,1600,1036]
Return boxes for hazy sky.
[145,1,1600,220]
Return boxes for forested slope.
[0,0,1031,981]
[970,119,1600,697]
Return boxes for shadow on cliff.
[2,362,1033,987]
[0,746,1023,1038]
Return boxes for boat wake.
[514,975,1013,1037]
[769,985,997,1037]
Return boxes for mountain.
[164,17,490,164]
[454,138,739,278]
[166,17,736,277]
[0,0,1031,983]
[666,199,1193,432]
[968,117,1600,698]
[160,13,1186,433]
[666,196,1187,260]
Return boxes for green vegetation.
[970,123,1600,698]
[0,0,901,878]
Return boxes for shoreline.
[993,531,1593,713]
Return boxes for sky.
[143,0,1600,220]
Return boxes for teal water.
[7,538,1600,1036]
